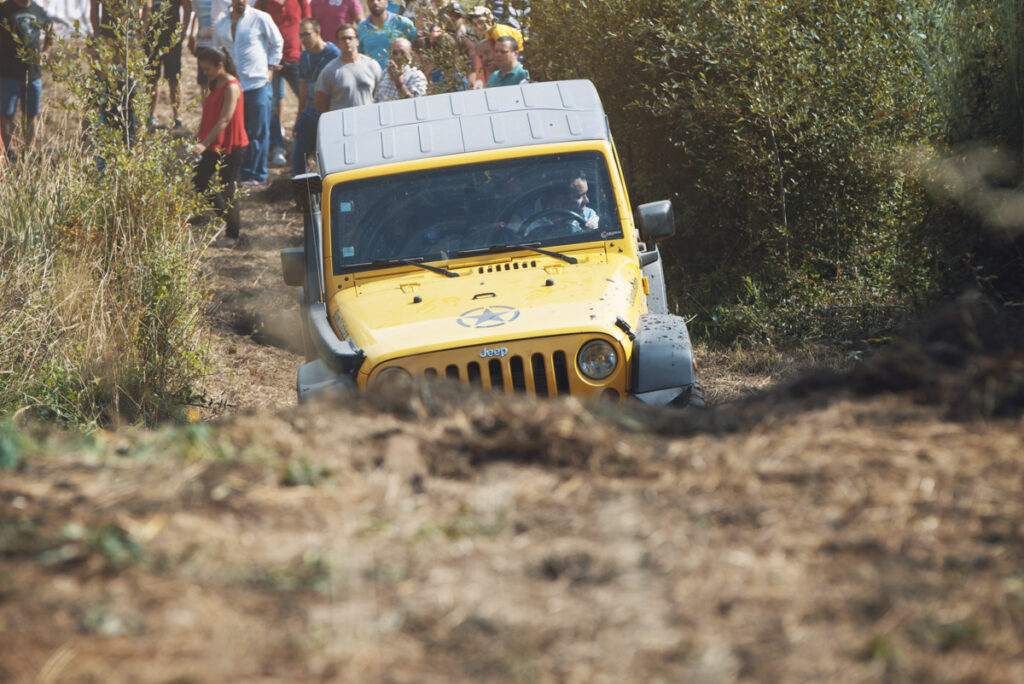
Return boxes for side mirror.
[281,247,305,287]
[637,200,675,241]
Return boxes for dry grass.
[0,50,211,425]
[695,340,857,404]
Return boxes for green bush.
[527,0,1022,344]
[0,5,210,426]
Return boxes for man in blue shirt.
[291,16,338,181]
[485,35,528,88]
[357,0,416,70]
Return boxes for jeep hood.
[328,253,643,364]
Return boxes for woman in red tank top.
[193,47,249,246]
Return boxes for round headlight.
[374,366,412,387]
[577,340,618,380]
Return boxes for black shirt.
[150,0,182,50]
[0,1,52,82]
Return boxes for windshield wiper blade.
[370,258,460,277]
[457,243,578,265]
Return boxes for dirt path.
[197,179,305,415]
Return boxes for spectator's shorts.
[0,78,43,117]
[148,41,183,81]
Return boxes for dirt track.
[3,52,1024,684]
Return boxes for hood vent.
[478,259,538,274]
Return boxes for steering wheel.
[520,208,587,238]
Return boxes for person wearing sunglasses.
[290,16,339,181]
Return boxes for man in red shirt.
[308,0,364,44]
[256,0,309,167]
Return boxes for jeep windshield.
[328,151,622,275]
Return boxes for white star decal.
[457,306,520,328]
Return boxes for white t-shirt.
[213,6,283,91]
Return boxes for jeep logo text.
[479,347,509,358]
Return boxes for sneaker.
[269,148,287,167]
[173,118,184,130]
[240,179,267,187]
[147,115,159,129]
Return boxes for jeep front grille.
[422,351,571,397]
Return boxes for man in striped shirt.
[372,37,425,101]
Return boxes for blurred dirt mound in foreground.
[3,376,1022,682]
[850,291,1024,419]
[733,290,1024,423]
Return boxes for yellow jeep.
[282,80,700,406]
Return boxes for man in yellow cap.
[468,5,522,52]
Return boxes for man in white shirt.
[215,0,283,185]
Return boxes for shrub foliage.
[527,0,1024,343]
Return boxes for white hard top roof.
[315,80,610,177]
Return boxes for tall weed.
[0,7,210,426]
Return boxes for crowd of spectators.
[0,0,532,239]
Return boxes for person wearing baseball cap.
[468,5,522,52]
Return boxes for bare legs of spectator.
[148,76,182,129]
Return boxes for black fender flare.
[631,313,697,405]
[308,302,365,375]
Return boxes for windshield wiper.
[369,258,460,277]
[456,243,578,265]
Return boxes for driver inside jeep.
[543,173,600,232]
[506,172,600,237]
